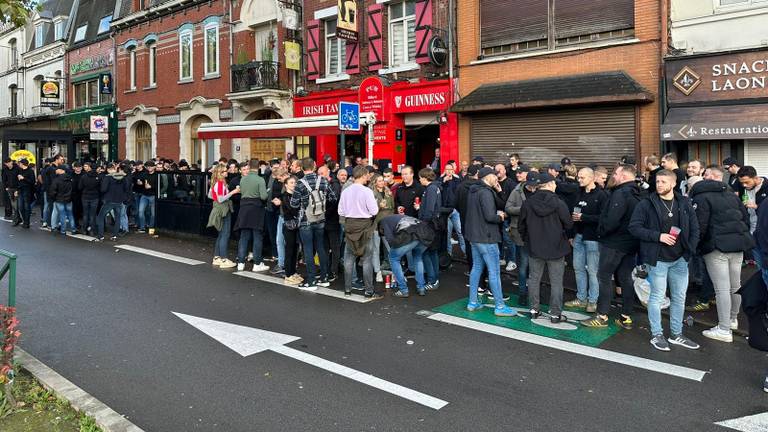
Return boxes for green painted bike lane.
[433,295,620,347]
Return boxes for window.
[9,86,18,117]
[74,24,87,42]
[179,29,193,80]
[35,24,43,47]
[719,0,768,5]
[88,80,99,106]
[98,15,112,34]
[148,43,157,86]
[8,39,17,68]
[129,48,136,90]
[73,80,100,108]
[54,20,64,40]
[74,82,87,108]
[324,19,345,76]
[254,24,277,62]
[388,1,416,67]
[295,136,310,159]
[204,24,219,76]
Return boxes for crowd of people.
[2,151,766,359]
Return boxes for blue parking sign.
[338,101,360,131]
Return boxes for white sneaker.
[506,261,517,272]
[247,252,254,262]
[251,263,270,272]
[219,259,237,269]
[450,239,459,245]
[499,260,507,267]
[702,326,733,343]
[212,257,223,266]
[376,272,383,283]
[731,318,739,330]
[236,263,245,271]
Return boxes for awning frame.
[197,113,376,140]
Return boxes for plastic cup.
[669,226,681,239]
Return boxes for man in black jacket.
[629,169,700,351]
[15,159,35,229]
[394,166,424,217]
[691,166,754,343]
[565,167,608,313]
[49,166,77,235]
[583,164,641,330]
[519,172,574,323]
[79,162,100,235]
[96,163,130,241]
[464,167,517,317]
[2,159,18,223]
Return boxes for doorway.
[405,124,439,171]
[250,139,285,161]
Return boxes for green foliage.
[0,0,39,27]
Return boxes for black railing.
[231,61,280,93]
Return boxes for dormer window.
[54,19,64,40]
[74,24,87,42]
[35,23,44,47]
[98,15,112,34]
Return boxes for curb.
[14,348,146,432]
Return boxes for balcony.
[231,61,280,93]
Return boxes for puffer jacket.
[690,179,753,255]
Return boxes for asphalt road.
[2,222,767,432]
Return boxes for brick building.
[293,0,457,171]
[452,0,663,168]
[112,0,294,167]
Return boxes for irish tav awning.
[662,104,768,141]
[451,71,654,113]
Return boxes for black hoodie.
[464,182,503,244]
[50,173,74,203]
[597,181,641,253]
[519,189,573,260]
[79,171,101,201]
[690,179,753,255]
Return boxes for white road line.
[234,271,374,303]
[67,233,97,242]
[426,312,707,382]
[271,345,449,410]
[115,244,206,265]
[716,412,768,432]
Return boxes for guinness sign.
[428,36,447,67]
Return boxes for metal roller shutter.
[470,106,636,168]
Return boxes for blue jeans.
[97,202,123,238]
[501,220,516,262]
[648,257,689,336]
[138,195,156,230]
[752,244,768,289]
[517,245,530,296]
[43,193,52,226]
[214,214,232,258]
[237,229,264,264]
[446,209,466,255]
[276,215,285,268]
[389,240,426,293]
[423,248,439,284]
[469,243,504,308]
[54,202,75,233]
[17,190,32,226]
[120,204,128,232]
[299,222,328,282]
[82,198,99,232]
[573,234,600,303]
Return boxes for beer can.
[385,274,391,289]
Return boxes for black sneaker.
[270,265,284,275]
[650,334,671,352]
[298,281,318,291]
[137,229,146,233]
[486,292,511,301]
[316,277,331,288]
[405,270,415,279]
[668,334,700,350]
[529,309,540,319]
[327,272,337,282]
[351,280,365,291]
[109,236,118,242]
[550,314,566,324]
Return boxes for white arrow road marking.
[115,245,205,265]
[424,312,707,382]
[173,312,449,410]
[716,412,768,432]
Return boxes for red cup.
[414,197,421,206]
[398,206,405,214]
[669,226,681,240]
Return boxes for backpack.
[300,176,326,223]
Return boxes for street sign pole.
[340,131,346,168]
[338,101,360,167]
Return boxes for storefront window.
[179,29,193,80]
[324,19,345,76]
[295,136,310,159]
[388,1,416,67]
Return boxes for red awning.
[197,115,365,139]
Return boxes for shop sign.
[90,115,109,141]
[99,73,113,95]
[373,124,390,141]
[667,51,768,105]
[59,113,91,135]
[296,100,340,117]
[337,0,358,42]
[428,36,448,67]
[391,85,450,114]
[69,53,112,75]
[662,122,768,141]
[10,150,35,165]
[40,80,60,107]
[284,41,301,71]
[282,8,299,31]
[359,76,387,119]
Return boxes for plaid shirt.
[290,172,337,225]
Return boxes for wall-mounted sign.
[359,76,386,119]
[40,80,60,107]
[90,115,109,141]
[284,41,301,71]
[337,0,358,42]
[666,50,768,105]
[428,36,448,67]
[390,83,450,114]
[99,73,112,95]
[69,53,113,75]
[282,8,299,31]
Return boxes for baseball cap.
[621,155,637,165]
[525,172,539,186]
[517,164,530,173]
[478,167,495,179]
[537,172,556,185]
[472,156,485,163]
[560,157,572,166]
[723,157,739,168]
[546,163,562,171]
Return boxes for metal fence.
[0,250,17,307]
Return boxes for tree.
[0,0,39,28]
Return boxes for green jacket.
[207,200,233,231]
[239,173,267,200]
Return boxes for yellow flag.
[284,41,300,71]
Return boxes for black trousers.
[284,228,299,278]
[325,227,341,274]
[3,190,12,218]
[597,244,636,316]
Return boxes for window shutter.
[415,0,433,64]
[554,0,634,39]
[481,0,547,49]
[346,41,360,74]
[306,19,321,80]
[367,5,383,71]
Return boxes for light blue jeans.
[389,240,426,294]
[468,243,504,308]
[120,204,129,232]
[54,202,74,233]
[276,215,285,268]
[573,234,600,303]
[446,209,466,255]
[648,257,689,336]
